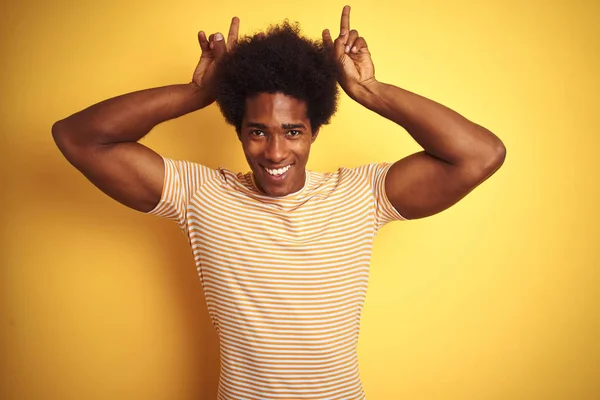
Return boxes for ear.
[311,128,320,143]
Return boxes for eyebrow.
[246,122,307,130]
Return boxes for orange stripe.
[147,156,405,399]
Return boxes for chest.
[184,186,376,273]
[184,183,378,319]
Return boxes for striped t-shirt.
[149,157,406,399]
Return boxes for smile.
[264,164,292,176]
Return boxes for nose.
[264,134,288,163]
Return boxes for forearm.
[356,81,505,167]
[53,83,210,145]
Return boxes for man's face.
[239,92,318,197]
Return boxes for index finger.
[340,5,350,37]
[227,16,240,49]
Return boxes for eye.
[250,130,265,137]
[287,130,302,137]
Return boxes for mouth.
[262,163,293,181]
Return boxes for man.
[52,6,505,399]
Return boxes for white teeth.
[265,164,291,176]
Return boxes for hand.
[191,17,240,105]
[322,5,376,100]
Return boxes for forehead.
[243,92,309,124]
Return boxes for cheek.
[243,141,262,159]
[294,141,312,160]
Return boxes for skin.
[51,19,242,212]
[240,93,318,197]
[52,6,505,221]
[50,7,505,398]
[322,6,506,219]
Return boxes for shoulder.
[165,158,220,177]
[304,164,390,195]
[323,163,395,185]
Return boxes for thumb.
[212,32,227,63]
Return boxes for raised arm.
[52,18,239,212]
[323,6,505,219]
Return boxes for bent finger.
[351,37,369,53]
[345,29,359,53]
[212,32,227,62]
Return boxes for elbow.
[487,139,506,171]
[468,123,506,175]
[475,138,506,180]
[51,119,84,160]
[51,118,91,150]
[51,119,70,150]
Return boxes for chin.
[253,165,302,197]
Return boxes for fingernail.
[341,29,347,36]
[215,33,223,41]
[352,46,357,53]
[345,45,350,53]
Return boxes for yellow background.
[1,0,598,399]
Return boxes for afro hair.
[215,21,339,133]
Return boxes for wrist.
[349,79,387,110]
[188,81,215,110]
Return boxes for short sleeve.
[147,156,219,232]
[364,163,408,230]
